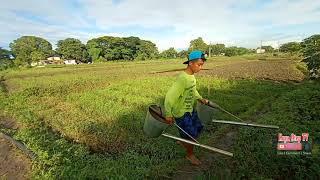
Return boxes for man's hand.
[165,117,174,125]
[199,98,209,105]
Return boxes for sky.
[0,0,319,51]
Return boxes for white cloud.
[0,0,319,50]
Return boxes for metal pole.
[212,119,279,129]
[174,123,199,143]
[209,41,211,58]
[162,133,233,157]
[218,107,244,122]
[206,101,279,129]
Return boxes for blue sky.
[0,0,319,51]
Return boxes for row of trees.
[2,36,265,67]
[187,37,308,56]
[188,37,253,56]
[1,34,319,78]
[2,36,289,67]
[6,36,159,66]
[188,37,313,56]
[157,37,255,58]
[2,36,256,67]
[257,42,301,55]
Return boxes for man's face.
[189,59,205,73]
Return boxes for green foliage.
[160,47,178,59]
[82,49,89,63]
[209,44,225,56]
[86,36,158,61]
[31,51,46,62]
[0,47,14,70]
[189,37,208,52]
[123,36,141,60]
[225,46,251,56]
[280,42,302,55]
[88,47,102,62]
[301,34,320,79]
[177,50,188,59]
[9,36,53,66]
[56,38,87,62]
[135,40,158,60]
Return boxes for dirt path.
[0,116,32,180]
[0,135,31,179]
[171,127,237,179]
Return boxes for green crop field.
[0,57,319,179]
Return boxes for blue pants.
[175,111,203,140]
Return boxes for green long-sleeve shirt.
[164,71,202,118]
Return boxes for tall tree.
[177,50,188,58]
[225,46,238,56]
[56,38,87,62]
[86,40,102,62]
[225,46,250,56]
[86,36,158,61]
[135,40,158,60]
[160,47,178,59]
[210,44,225,56]
[189,37,208,52]
[123,36,141,60]
[10,36,52,65]
[301,34,320,79]
[279,42,301,55]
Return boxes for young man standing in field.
[164,50,208,165]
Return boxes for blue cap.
[183,50,206,64]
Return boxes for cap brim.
[183,58,206,64]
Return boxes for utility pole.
[209,41,211,58]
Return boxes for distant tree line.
[5,36,159,66]
[0,34,319,78]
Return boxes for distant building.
[64,59,77,65]
[30,56,65,66]
[31,60,61,66]
[47,56,61,61]
[256,48,266,54]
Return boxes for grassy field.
[0,56,319,179]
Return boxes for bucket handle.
[147,105,233,157]
[149,105,199,142]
